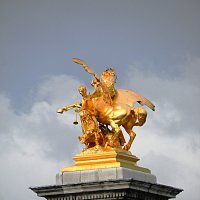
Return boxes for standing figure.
[79,109,105,151]
[57,85,104,151]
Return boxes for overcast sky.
[0,1,200,200]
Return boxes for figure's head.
[134,107,147,126]
[78,85,87,97]
[101,68,116,87]
[101,68,116,77]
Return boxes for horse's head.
[134,107,147,126]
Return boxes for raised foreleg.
[122,115,136,151]
[123,126,136,151]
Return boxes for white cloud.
[33,74,83,105]
[0,75,84,200]
[0,57,200,200]
[123,56,200,200]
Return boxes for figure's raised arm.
[72,58,100,81]
[56,103,81,114]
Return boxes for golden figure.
[57,58,155,152]
[79,110,104,150]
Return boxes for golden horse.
[57,58,155,151]
[57,86,154,151]
[86,88,154,150]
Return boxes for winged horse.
[58,58,155,151]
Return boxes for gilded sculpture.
[57,58,155,153]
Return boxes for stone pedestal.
[30,167,183,200]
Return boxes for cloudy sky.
[0,1,200,200]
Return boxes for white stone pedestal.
[31,167,183,200]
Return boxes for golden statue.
[57,58,155,152]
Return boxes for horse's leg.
[110,120,121,146]
[123,126,136,151]
[122,122,136,151]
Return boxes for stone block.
[62,170,81,184]
[80,169,99,183]
[117,167,157,183]
[60,167,157,185]
[98,168,117,181]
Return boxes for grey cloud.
[141,153,200,200]
[33,74,84,105]
[180,56,200,86]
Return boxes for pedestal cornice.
[30,178,183,200]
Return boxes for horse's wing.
[117,89,155,111]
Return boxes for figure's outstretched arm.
[57,103,81,114]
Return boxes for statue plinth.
[62,149,151,173]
